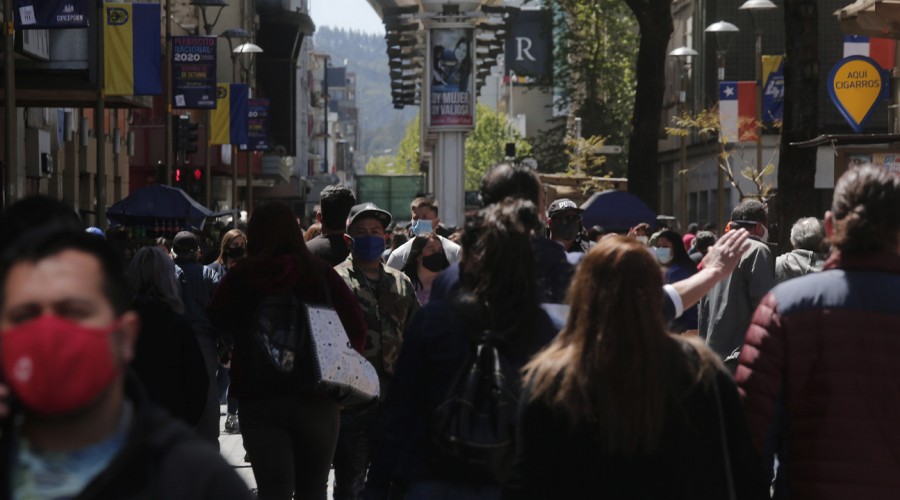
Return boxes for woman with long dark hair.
[208,201,367,500]
[400,233,449,305]
[365,199,557,500]
[128,246,209,429]
[208,228,247,432]
[504,236,765,499]
[654,229,699,333]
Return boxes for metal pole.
[96,3,107,229]
[205,109,211,207]
[323,57,329,173]
[245,149,252,213]
[755,33,763,177]
[4,0,16,207]
[231,144,238,224]
[164,0,173,185]
[717,141,725,233]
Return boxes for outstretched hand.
[702,229,751,278]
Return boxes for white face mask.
[636,235,649,245]
[654,247,673,265]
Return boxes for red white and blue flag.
[719,81,757,144]
[843,35,895,70]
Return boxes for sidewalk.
[218,407,336,498]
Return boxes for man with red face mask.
[0,228,250,499]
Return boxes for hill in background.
[313,26,418,169]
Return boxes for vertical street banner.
[718,81,757,144]
[239,99,270,151]
[761,55,784,128]
[15,0,88,29]
[504,9,552,83]
[104,3,161,96]
[172,36,217,109]
[429,28,475,128]
[210,83,249,145]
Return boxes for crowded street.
[1,1,900,500]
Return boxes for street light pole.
[669,46,697,230]
[739,0,777,179]
[706,20,739,233]
[4,0,16,207]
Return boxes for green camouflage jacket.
[335,255,421,388]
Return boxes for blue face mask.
[411,219,433,236]
[352,235,386,262]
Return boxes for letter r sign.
[516,37,537,62]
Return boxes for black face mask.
[225,246,246,259]
[552,220,580,241]
[422,251,449,272]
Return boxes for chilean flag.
[843,35,895,70]
[719,81,757,144]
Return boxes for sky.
[309,0,385,35]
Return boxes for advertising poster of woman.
[429,28,474,128]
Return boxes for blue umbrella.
[107,184,217,230]
[580,190,657,232]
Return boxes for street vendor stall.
[107,184,228,239]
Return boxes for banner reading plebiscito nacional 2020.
[429,28,475,129]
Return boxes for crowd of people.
[0,163,898,500]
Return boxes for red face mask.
[1,315,121,416]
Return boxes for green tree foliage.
[365,155,404,175]
[396,114,420,173]
[392,104,531,191]
[532,0,638,176]
[465,104,532,191]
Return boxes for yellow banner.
[103,4,134,96]
[209,83,230,145]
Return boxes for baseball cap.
[172,231,199,253]
[347,203,392,229]
[548,198,584,218]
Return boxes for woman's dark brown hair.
[830,165,900,256]
[523,235,720,455]
[455,198,539,335]
[246,201,310,260]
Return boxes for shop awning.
[835,0,900,38]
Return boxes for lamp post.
[705,21,739,82]
[669,46,698,230]
[234,42,262,214]
[189,0,228,36]
[739,0,777,179]
[706,20,739,232]
[188,0,228,210]
[219,29,249,218]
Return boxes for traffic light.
[174,114,197,160]
[174,167,186,189]
[185,121,199,155]
[190,168,205,200]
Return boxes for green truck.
[355,174,426,224]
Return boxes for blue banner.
[172,36,217,109]
[762,55,784,128]
[239,99,270,152]
[15,0,88,29]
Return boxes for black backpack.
[430,328,521,483]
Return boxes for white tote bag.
[305,304,380,407]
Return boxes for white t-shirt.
[386,235,462,270]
